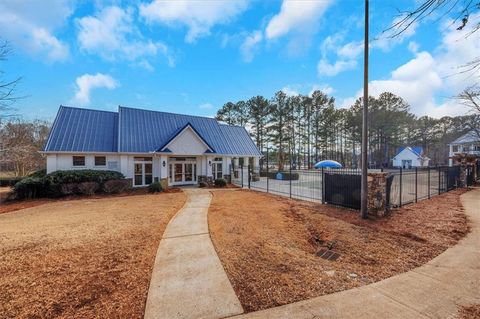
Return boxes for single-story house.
[42,105,262,187]
[448,130,480,166]
[392,146,430,169]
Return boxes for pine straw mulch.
[458,304,480,318]
[0,191,186,318]
[208,188,470,312]
[0,187,182,215]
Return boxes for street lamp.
[361,0,369,219]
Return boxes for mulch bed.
[458,304,480,318]
[0,187,182,215]
[0,191,186,318]
[208,189,470,312]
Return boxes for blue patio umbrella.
[314,160,343,169]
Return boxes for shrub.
[198,181,207,188]
[12,177,48,199]
[214,178,227,187]
[103,179,131,194]
[29,169,47,178]
[60,183,79,195]
[46,170,124,185]
[78,182,100,195]
[0,177,22,187]
[148,182,163,193]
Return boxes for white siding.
[392,149,423,168]
[166,127,210,155]
[54,154,121,171]
[46,155,57,173]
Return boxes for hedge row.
[12,170,129,199]
[0,177,22,187]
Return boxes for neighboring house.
[42,106,262,187]
[448,130,480,166]
[392,146,430,169]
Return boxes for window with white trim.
[73,156,85,166]
[95,156,106,166]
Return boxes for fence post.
[248,164,251,189]
[321,167,325,204]
[438,166,441,195]
[399,167,403,207]
[289,155,292,198]
[415,167,418,203]
[427,166,430,199]
[241,164,244,188]
[266,147,269,193]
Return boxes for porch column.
[159,155,169,189]
[206,156,214,177]
[233,157,239,169]
[159,155,168,179]
[253,156,260,168]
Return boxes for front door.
[169,159,197,185]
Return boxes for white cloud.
[0,0,72,62]
[407,41,419,53]
[139,0,249,43]
[372,17,418,51]
[281,86,300,96]
[73,73,119,106]
[240,30,263,62]
[199,103,214,109]
[77,6,175,68]
[338,41,364,59]
[317,59,357,76]
[310,84,335,96]
[317,35,363,77]
[265,0,333,40]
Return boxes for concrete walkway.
[144,188,243,319]
[228,188,480,319]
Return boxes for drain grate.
[316,249,340,261]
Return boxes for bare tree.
[0,39,23,121]
[385,1,480,75]
[457,85,480,137]
[0,120,50,177]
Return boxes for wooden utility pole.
[361,0,369,219]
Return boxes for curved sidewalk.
[228,188,480,319]
[144,188,243,319]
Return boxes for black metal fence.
[385,166,461,207]
[230,164,466,210]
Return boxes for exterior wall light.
[208,160,211,166]
[162,160,166,167]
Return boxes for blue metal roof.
[44,105,261,156]
[43,106,118,152]
[396,146,423,157]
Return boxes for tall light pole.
[361,0,369,219]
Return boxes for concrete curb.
[226,188,480,319]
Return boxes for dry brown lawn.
[209,189,470,312]
[0,191,186,318]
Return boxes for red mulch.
[209,189,470,312]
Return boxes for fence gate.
[323,172,361,209]
[466,166,474,186]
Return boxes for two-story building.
[448,130,480,166]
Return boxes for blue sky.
[1,0,478,122]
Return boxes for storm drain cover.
[316,249,340,261]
